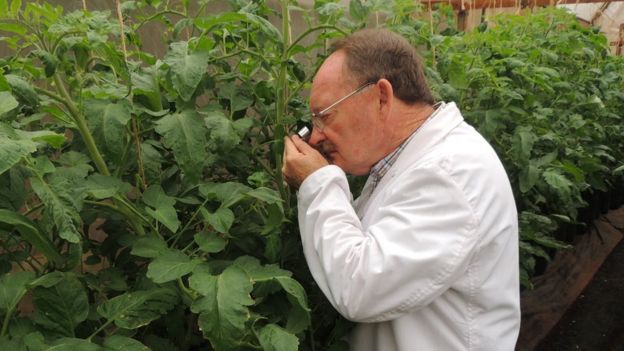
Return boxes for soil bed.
[529,205,624,351]
[536,236,624,351]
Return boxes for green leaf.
[155,110,210,183]
[193,12,247,31]
[194,231,227,253]
[0,167,28,212]
[189,266,254,350]
[0,75,9,91]
[146,250,199,284]
[201,207,234,234]
[4,75,38,109]
[217,83,254,113]
[0,209,63,265]
[83,174,132,199]
[21,331,46,350]
[257,324,299,351]
[131,235,169,258]
[140,142,164,185]
[103,335,150,351]
[276,277,310,334]
[261,204,284,235]
[85,100,131,164]
[0,91,18,115]
[30,271,67,288]
[32,275,89,337]
[519,164,539,193]
[0,271,35,312]
[143,185,180,233]
[0,123,38,175]
[204,110,240,151]
[9,0,22,16]
[131,66,161,111]
[240,12,281,40]
[198,181,251,208]
[0,22,27,35]
[16,130,66,148]
[33,50,58,77]
[97,288,177,330]
[447,60,468,90]
[46,338,104,351]
[543,169,573,198]
[233,117,254,136]
[163,41,209,101]
[232,256,290,281]
[512,127,537,161]
[264,233,281,262]
[30,155,55,175]
[30,175,82,244]
[561,160,585,182]
[349,0,369,21]
[246,187,283,207]
[232,257,310,333]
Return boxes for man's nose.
[308,127,326,146]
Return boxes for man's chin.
[329,158,352,174]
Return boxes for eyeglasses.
[311,82,374,131]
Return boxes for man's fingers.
[283,136,297,156]
[290,134,314,154]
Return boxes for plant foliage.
[0,0,623,349]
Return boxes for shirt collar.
[368,102,446,188]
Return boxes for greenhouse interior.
[0,0,623,350]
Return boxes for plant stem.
[1,307,14,337]
[115,0,147,191]
[85,199,148,236]
[87,319,115,341]
[53,70,148,236]
[52,74,110,176]
[172,198,210,248]
[275,0,292,205]
[134,10,187,31]
[177,278,197,299]
[34,87,66,104]
[287,25,346,56]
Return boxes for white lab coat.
[297,102,520,350]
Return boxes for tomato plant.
[0,0,352,349]
[0,0,623,350]
[428,8,624,284]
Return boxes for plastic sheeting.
[560,2,624,54]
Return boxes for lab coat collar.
[390,101,464,176]
[356,102,464,214]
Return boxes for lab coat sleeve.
[297,163,479,323]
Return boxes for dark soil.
[536,237,624,350]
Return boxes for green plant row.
[426,8,624,284]
[0,0,622,350]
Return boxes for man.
[282,29,520,351]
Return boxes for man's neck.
[385,102,435,152]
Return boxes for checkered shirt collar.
[368,134,411,188]
[368,102,445,189]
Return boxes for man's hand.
[282,135,329,188]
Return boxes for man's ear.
[377,78,393,119]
